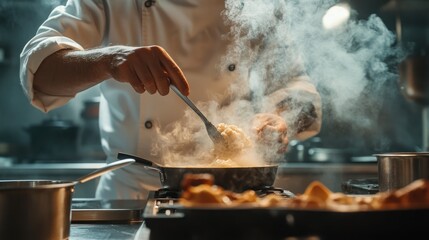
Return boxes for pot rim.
[0,180,76,190]
[373,152,429,157]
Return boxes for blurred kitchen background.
[0,0,428,195]
[0,0,105,164]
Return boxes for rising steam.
[153,0,406,166]
[223,0,406,127]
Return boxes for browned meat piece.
[181,173,215,190]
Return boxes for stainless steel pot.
[0,159,134,240]
[374,152,429,192]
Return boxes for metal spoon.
[170,85,225,146]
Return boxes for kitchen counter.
[0,161,105,174]
[0,161,378,196]
[70,222,282,240]
[279,162,377,174]
[0,161,376,174]
[276,162,377,193]
[73,207,427,240]
[70,223,147,240]
[18,161,376,240]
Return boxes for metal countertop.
[70,223,147,240]
[0,161,376,171]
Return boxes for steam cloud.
[223,0,405,127]
[153,0,406,166]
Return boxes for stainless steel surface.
[424,107,429,151]
[307,147,350,162]
[375,152,429,192]
[70,223,143,240]
[76,159,135,183]
[276,162,377,193]
[71,199,145,222]
[170,85,225,145]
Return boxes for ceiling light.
[323,3,351,30]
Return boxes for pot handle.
[117,152,165,182]
[76,159,135,184]
[117,152,154,166]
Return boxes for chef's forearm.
[275,91,319,132]
[33,48,111,97]
[263,76,322,138]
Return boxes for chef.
[19,0,322,199]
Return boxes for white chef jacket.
[20,0,321,199]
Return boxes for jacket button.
[144,120,153,129]
[228,64,236,72]
[144,0,155,7]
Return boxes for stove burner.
[253,186,295,198]
[153,185,295,199]
[153,187,181,198]
[341,178,379,194]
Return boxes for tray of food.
[169,174,429,238]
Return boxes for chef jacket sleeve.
[19,0,106,112]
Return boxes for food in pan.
[213,123,252,160]
[180,173,259,205]
[159,121,268,168]
[179,173,429,211]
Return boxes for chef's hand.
[108,45,189,96]
[252,113,289,153]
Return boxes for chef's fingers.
[277,136,289,154]
[133,49,159,94]
[277,127,287,143]
[147,50,170,96]
[153,46,190,96]
[127,65,146,94]
[133,64,154,94]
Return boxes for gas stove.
[143,186,297,240]
[143,186,429,240]
[152,185,296,199]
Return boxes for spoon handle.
[170,85,224,144]
[170,85,210,124]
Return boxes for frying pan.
[117,152,278,192]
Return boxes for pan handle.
[117,152,166,182]
[117,152,154,166]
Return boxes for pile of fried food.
[179,174,429,211]
[210,123,252,166]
